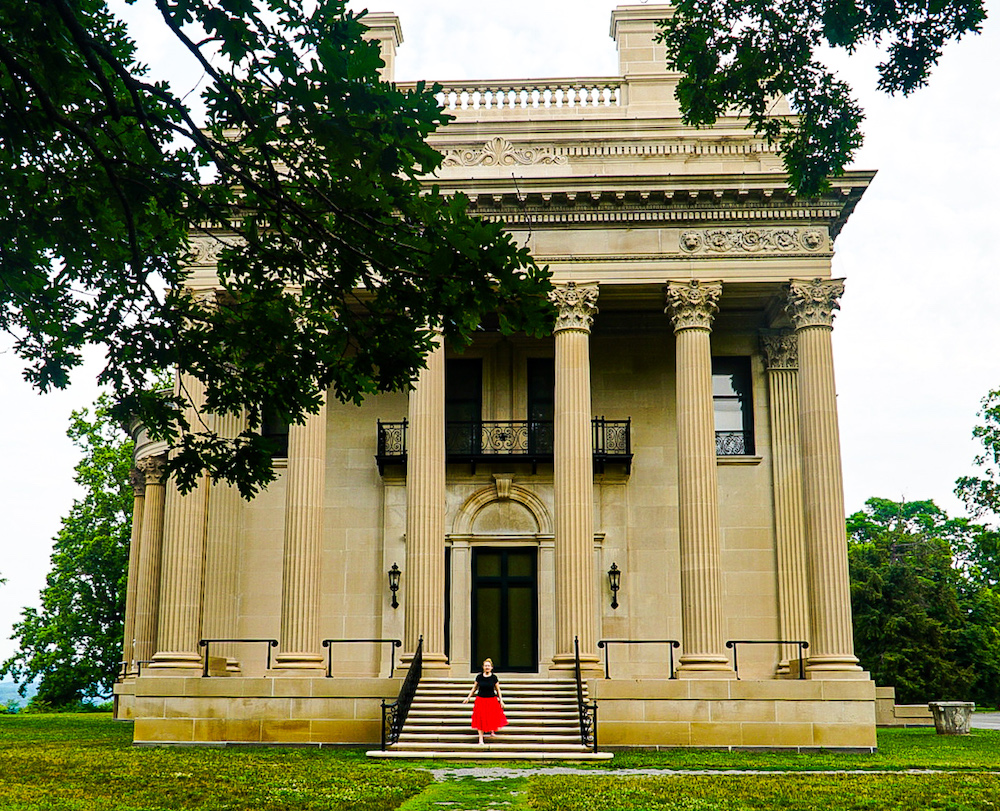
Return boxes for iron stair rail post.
[574,635,598,752]
[381,635,423,750]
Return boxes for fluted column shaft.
[151,374,210,673]
[762,334,811,673]
[665,281,733,676]
[274,399,327,671]
[550,282,600,670]
[404,332,449,668]
[121,469,146,676]
[132,456,165,667]
[202,410,246,671]
[786,279,861,675]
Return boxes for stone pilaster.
[404,332,449,669]
[121,468,146,677]
[761,332,811,675]
[665,280,733,677]
[132,456,165,669]
[150,375,210,674]
[785,279,862,676]
[273,399,328,672]
[201,410,246,673]
[549,282,601,671]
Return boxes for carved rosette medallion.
[549,282,599,333]
[786,278,845,330]
[760,332,799,370]
[664,280,723,332]
[678,227,828,254]
[136,454,166,485]
[442,137,568,167]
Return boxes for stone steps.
[367,676,612,761]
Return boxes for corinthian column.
[151,375,210,674]
[404,331,449,669]
[273,398,327,672]
[549,282,601,671]
[786,279,862,676]
[761,332,811,675]
[121,468,146,677]
[665,280,733,677]
[202,410,246,673]
[132,455,166,670]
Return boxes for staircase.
[367,677,613,760]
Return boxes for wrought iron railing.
[198,638,278,677]
[574,636,598,752]
[381,636,422,749]
[716,430,752,456]
[596,639,681,680]
[726,639,809,680]
[376,418,632,473]
[321,638,402,678]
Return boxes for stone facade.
[115,5,878,750]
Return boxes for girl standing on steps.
[463,658,508,745]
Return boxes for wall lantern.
[608,562,621,610]
[388,563,401,609]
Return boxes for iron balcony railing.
[716,430,753,456]
[376,418,632,474]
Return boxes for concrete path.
[972,712,1000,730]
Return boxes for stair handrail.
[381,636,422,750]
[574,635,598,752]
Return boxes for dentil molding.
[679,227,827,254]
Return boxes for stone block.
[686,680,733,700]
[730,680,821,701]
[741,722,815,747]
[134,718,194,743]
[819,680,877,700]
[709,700,776,723]
[813,723,877,749]
[644,700,710,723]
[690,722,742,747]
[600,721,692,747]
[261,719,311,743]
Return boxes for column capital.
[786,279,845,330]
[664,280,722,332]
[549,282,599,333]
[130,467,147,496]
[760,332,799,371]
[136,454,166,485]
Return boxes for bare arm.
[463,680,477,703]
[495,680,505,707]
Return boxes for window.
[712,357,754,455]
[526,358,554,454]
[261,407,290,459]
[445,358,483,454]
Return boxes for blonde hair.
[483,658,493,667]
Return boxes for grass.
[3,715,1000,810]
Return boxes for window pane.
[476,551,501,578]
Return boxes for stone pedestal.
[550,282,601,671]
[928,701,975,735]
[665,281,734,677]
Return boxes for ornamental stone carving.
[442,137,568,167]
[760,332,798,370]
[549,282,599,333]
[678,227,828,254]
[786,278,846,329]
[136,454,166,485]
[664,280,722,332]
[129,467,147,496]
[186,235,244,266]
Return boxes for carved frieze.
[549,281,599,333]
[785,279,846,329]
[186,235,244,266]
[664,280,722,332]
[442,137,568,167]
[679,227,828,254]
[760,332,798,370]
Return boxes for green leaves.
[657,0,986,195]
[1,0,553,497]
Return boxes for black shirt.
[475,673,499,698]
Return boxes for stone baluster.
[132,456,166,670]
[403,331,450,670]
[550,282,601,671]
[786,279,862,676]
[273,399,328,673]
[665,281,734,677]
[761,332,811,675]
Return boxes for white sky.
[1,1,998,663]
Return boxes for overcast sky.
[2,1,997,663]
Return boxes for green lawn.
[2,715,1000,810]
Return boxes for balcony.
[376,418,632,475]
[716,430,753,456]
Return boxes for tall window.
[445,358,482,454]
[712,357,754,455]
[526,358,554,454]
[261,407,290,459]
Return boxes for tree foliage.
[848,497,1000,707]
[0,394,133,707]
[657,0,987,195]
[1,0,553,497]
[956,389,1000,529]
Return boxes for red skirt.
[470,696,508,733]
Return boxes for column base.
[550,653,602,675]
[270,652,325,675]
[676,655,736,679]
[146,651,203,676]
[806,655,868,680]
[396,651,450,672]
